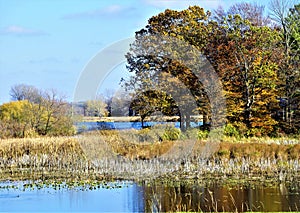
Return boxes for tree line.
[123,1,300,136]
[0,86,132,138]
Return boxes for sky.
[0,0,274,104]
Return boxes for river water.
[76,121,203,132]
[0,181,299,212]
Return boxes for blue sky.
[0,0,273,103]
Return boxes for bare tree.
[213,2,271,26]
[40,89,69,135]
[269,0,294,25]
[111,90,131,117]
[269,0,295,54]
[10,84,41,103]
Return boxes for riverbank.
[0,130,299,182]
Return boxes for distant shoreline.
[81,115,203,122]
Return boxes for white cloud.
[142,0,224,11]
[63,5,137,20]
[0,25,48,36]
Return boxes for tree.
[86,95,108,117]
[130,90,179,127]
[124,6,212,131]
[10,84,41,103]
[101,89,115,116]
[39,89,74,136]
[0,100,32,137]
[110,90,132,116]
[124,5,282,135]
[1,85,75,138]
[206,15,281,135]
[214,2,271,26]
[287,4,300,132]
[270,1,300,133]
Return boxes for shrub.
[197,130,209,140]
[151,124,181,141]
[224,123,240,138]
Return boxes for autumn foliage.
[124,3,300,137]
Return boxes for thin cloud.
[63,5,137,20]
[0,25,48,36]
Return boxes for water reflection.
[0,182,144,212]
[143,181,300,212]
[0,181,299,212]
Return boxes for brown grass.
[0,131,299,181]
[88,130,175,159]
[212,142,300,161]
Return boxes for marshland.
[1,0,300,212]
[0,127,300,211]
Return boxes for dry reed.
[0,130,299,182]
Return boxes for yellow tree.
[0,100,33,137]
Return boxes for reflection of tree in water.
[127,183,145,212]
[142,181,300,212]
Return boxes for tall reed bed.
[0,130,299,181]
[0,137,87,180]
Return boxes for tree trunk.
[180,114,185,132]
[186,113,191,129]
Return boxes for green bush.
[178,128,208,140]
[224,123,240,138]
[151,124,181,141]
[197,130,209,140]
[162,129,180,140]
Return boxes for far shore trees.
[85,95,108,117]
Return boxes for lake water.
[1,181,299,212]
[76,121,203,132]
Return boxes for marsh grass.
[0,130,299,182]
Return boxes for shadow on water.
[0,180,299,212]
